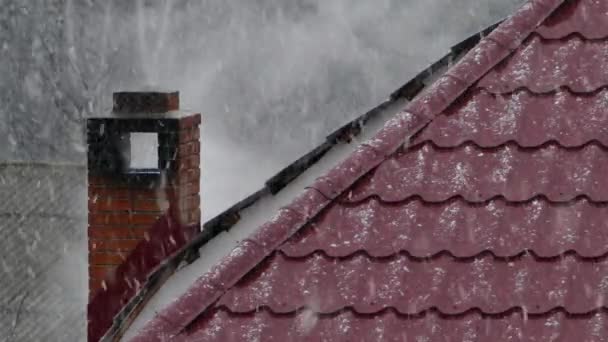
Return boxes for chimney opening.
[128,132,159,170]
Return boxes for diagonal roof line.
[127,1,566,340]
[308,0,564,202]
[106,21,500,342]
[115,35,483,341]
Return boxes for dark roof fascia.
[103,19,505,342]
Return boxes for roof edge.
[127,1,566,338]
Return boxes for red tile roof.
[132,0,608,340]
[282,197,608,258]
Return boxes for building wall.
[0,164,87,341]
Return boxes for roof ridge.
[129,1,566,340]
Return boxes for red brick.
[192,127,200,141]
[130,213,161,225]
[89,226,129,239]
[190,168,201,183]
[177,142,190,156]
[131,227,150,239]
[179,127,200,143]
[178,141,200,157]
[181,195,200,210]
[178,129,189,142]
[180,182,200,196]
[89,212,161,225]
[88,187,130,199]
[90,276,103,288]
[89,265,116,279]
[177,168,200,184]
[184,154,201,169]
[89,252,126,265]
[88,213,130,226]
[133,198,166,212]
[178,155,200,171]
[188,155,200,169]
[88,226,148,239]
[89,239,140,252]
[177,159,189,172]
[132,188,164,200]
[185,208,201,224]
[163,187,179,203]
[89,198,131,212]
[178,113,201,129]
[89,277,105,297]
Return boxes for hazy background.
[1,0,523,218]
[0,1,522,339]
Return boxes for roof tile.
[281,197,608,259]
[416,88,608,148]
[345,142,608,203]
[479,34,608,93]
[185,308,608,342]
[219,252,608,315]
[537,0,608,39]
[487,0,562,49]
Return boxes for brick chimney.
[86,91,200,340]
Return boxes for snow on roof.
[125,0,608,340]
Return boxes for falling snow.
[7,0,608,341]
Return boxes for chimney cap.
[113,90,179,114]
